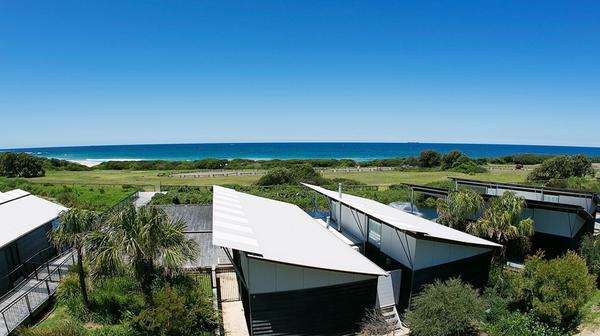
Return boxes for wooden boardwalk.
[0,250,76,336]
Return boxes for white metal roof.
[303,183,501,248]
[0,189,30,205]
[212,186,387,276]
[0,190,67,248]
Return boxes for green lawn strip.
[23,166,528,188]
[581,289,600,328]
[0,177,136,211]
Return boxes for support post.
[25,294,32,313]
[410,189,415,214]
[2,312,9,334]
[338,183,342,232]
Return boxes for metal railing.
[0,249,76,336]
[0,247,58,298]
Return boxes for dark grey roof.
[158,205,228,268]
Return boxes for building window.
[368,219,382,248]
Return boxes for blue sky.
[1,1,599,148]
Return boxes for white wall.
[245,257,375,294]
[522,208,585,238]
[331,201,367,242]
[412,239,489,270]
[484,187,595,214]
[379,223,416,269]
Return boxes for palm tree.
[52,209,97,308]
[466,192,534,255]
[436,189,484,231]
[88,204,197,305]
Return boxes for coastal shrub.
[0,152,45,177]
[89,276,144,324]
[486,313,564,336]
[579,234,600,286]
[527,154,593,181]
[358,308,395,335]
[57,273,145,324]
[405,278,484,336]
[255,167,296,185]
[491,154,555,165]
[441,150,464,169]
[325,178,365,186]
[512,251,596,328]
[132,284,217,336]
[16,320,86,336]
[43,157,90,171]
[150,186,212,205]
[256,164,325,185]
[88,325,135,336]
[418,150,442,168]
[449,159,488,174]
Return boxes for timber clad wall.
[249,279,378,336]
[411,251,492,294]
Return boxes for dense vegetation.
[409,253,597,336]
[255,164,326,186]
[0,152,92,178]
[0,177,137,211]
[0,152,45,177]
[405,278,484,336]
[528,154,594,181]
[20,205,216,336]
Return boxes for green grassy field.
[0,177,136,211]
[25,166,529,189]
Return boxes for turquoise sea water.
[3,143,600,162]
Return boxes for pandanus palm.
[436,189,484,231]
[467,192,534,254]
[88,204,197,305]
[52,209,97,308]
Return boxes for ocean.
[3,143,600,164]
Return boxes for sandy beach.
[68,159,104,167]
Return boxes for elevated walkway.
[0,249,76,336]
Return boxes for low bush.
[486,313,564,336]
[418,150,442,168]
[150,187,212,205]
[405,278,484,336]
[0,152,45,177]
[90,276,144,324]
[449,160,488,174]
[256,164,325,186]
[528,155,594,181]
[16,320,85,336]
[513,252,596,329]
[580,234,600,287]
[358,308,395,335]
[132,283,217,336]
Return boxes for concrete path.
[218,272,249,336]
[0,251,76,336]
[134,192,162,208]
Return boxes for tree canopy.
[0,152,45,177]
[405,278,484,336]
[467,192,534,254]
[418,150,442,168]
[89,205,197,305]
[436,189,484,231]
[255,164,326,186]
[512,252,596,328]
[527,154,594,181]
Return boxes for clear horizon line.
[2,140,600,151]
